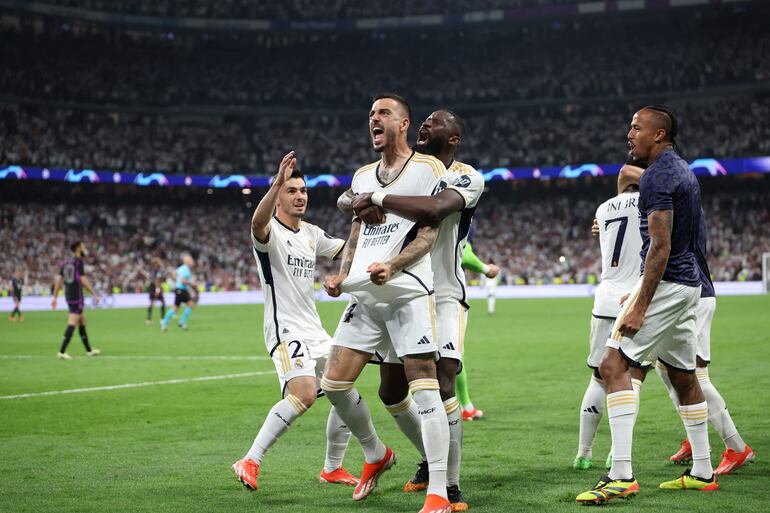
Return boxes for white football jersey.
[593,191,643,318]
[432,161,485,303]
[252,217,345,356]
[342,151,446,304]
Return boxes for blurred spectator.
[2,177,768,296]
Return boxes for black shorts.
[67,300,84,315]
[13,293,22,302]
[148,288,164,301]
[174,288,191,306]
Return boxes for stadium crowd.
[42,0,646,19]
[2,96,769,175]
[2,177,768,297]
[3,12,767,109]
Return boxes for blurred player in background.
[52,241,101,359]
[454,224,499,422]
[573,160,644,471]
[146,257,166,325]
[160,254,195,331]
[232,151,358,492]
[351,108,487,510]
[461,224,500,316]
[9,269,25,321]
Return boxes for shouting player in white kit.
[321,94,453,513]
[232,152,358,492]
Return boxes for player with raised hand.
[52,241,101,359]
[573,160,645,471]
[321,94,452,513]
[351,108,484,511]
[232,151,358,493]
[576,105,717,504]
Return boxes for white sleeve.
[251,222,273,253]
[445,171,485,209]
[314,225,346,260]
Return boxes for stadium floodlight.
[763,252,770,294]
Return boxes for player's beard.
[413,136,445,158]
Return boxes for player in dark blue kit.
[52,241,101,359]
[577,105,717,504]
[656,211,755,473]
[146,257,166,325]
[9,270,25,322]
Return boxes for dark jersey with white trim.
[638,148,701,287]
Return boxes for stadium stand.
[2,176,768,296]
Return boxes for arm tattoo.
[387,224,438,274]
[637,210,673,309]
[339,220,361,276]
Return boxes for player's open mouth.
[417,128,430,145]
[371,126,384,144]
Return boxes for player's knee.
[598,350,624,380]
[402,354,437,382]
[667,367,697,391]
[378,364,409,405]
[289,386,318,409]
[437,359,459,400]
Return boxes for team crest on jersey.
[294,358,304,369]
[452,175,472,188]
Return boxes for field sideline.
[1,297,768,512]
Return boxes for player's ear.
[448,135,461,148]
[654,128,666,144]
[400,117,410,134]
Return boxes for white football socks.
[696,367,746,452]
[444,397,463,487]
[321,378,386,464]
[679,401,713,479]
[384,394,426,460]
[324,406,352,473]
[577,375,606,459]
[410,379,449,499]
[606,389,638,480]
[246,394,307,464]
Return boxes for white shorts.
[436,297,468,362]
[587,315,615,369]
[695,296,716,363]
[606,279,701,372]
[266,328,331,397]
[334,294,437,360]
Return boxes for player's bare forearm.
[338,219,361,277]
[354,190,464,225]
[252,151,296,242]
[337,189,355,217]
[80,276,97,297]
[386,224,438,274]
[251,185,281,242]
[637,210,673,311]
[52,275,63,297]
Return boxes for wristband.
[371,192,387,207]
[481,264,490,274]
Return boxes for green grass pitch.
[1,296,768,512]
